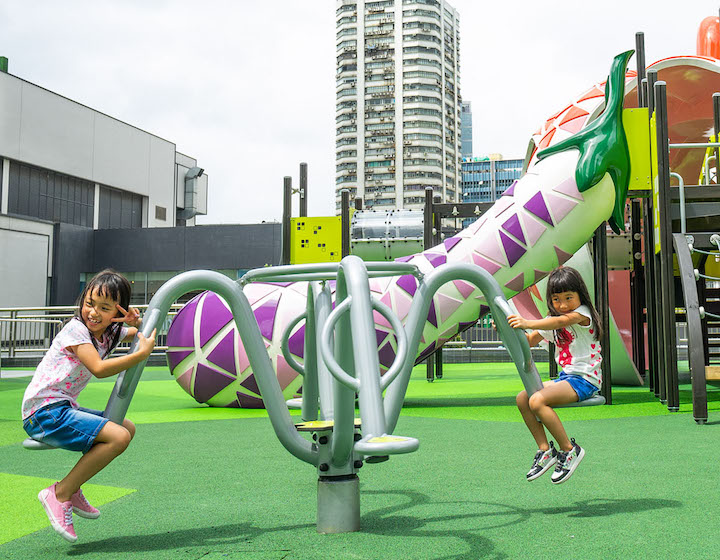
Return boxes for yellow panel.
[623,108,652,191]
[290,216,342,264]
[650,112,661,254]
[698,133,717,185]
[706,254,720,278]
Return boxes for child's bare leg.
[54,421,132,502]
[528,381,578,452]
[516,390,549,450]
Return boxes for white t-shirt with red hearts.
[536,305,602,389]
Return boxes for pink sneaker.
[38,483,77,542]
[71,488,100,519]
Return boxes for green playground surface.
[2,363,720,559]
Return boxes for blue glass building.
[461,157,524,202]
[460,102,472,159]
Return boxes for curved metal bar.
[695,270,720,281]
[703,155,717,185]
[318,294,408,393]
[673,233,708,423]
[280,311,307,377]
[319,297,359,391]
[313,282,336,421]
[329,264,357,466]
[104,270,317,465]
[337,256,389,463]
[669,172,686,234]
[240,262,420,286]
[384,263,538,433]
[691,248,720,256]
[372,298,409,391]
[299,287,318,422]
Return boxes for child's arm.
[70,329,157,379]
[507,311,590,331]
[526,330,544,346]
[123,327,138,342]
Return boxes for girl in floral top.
[22,269,156,542]
[507,266,602,485]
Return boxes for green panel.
[290,216,342,264]
[623,108,652,191]
[0,473,135,545]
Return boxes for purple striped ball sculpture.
[165,283,309,408]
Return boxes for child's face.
[81,287,120,339]
[549,290,581,315]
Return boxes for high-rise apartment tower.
[335,0,461,211]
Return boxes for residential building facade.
[335,0,462,211]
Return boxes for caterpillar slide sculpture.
[165,51,634,408]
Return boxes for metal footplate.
[22,437,56,450]
[558,394,606,408]
[353,434,419,456]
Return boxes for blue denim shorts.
[23,401,108,453]
[554,372,599,402]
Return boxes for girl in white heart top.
[22,269,156,542]
[507,266,603,485]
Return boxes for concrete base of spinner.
[317,475,360,533]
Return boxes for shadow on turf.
[62,493,681,560]
[363,491,682,560]
[65,521,314,557]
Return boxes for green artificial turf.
[2,363,720,558]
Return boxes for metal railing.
[0,304,184,362]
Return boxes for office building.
[335,0,462,211]
[0,61,280,309]
[461,156,524,202]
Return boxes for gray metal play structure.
[24,256,603,533]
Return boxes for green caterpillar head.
[536,50,634,233]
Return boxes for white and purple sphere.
[165,282,309,408]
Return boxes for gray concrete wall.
[0,215,53,308]
[0,72,178,228]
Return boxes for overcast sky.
[1,1,719,224]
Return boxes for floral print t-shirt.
[536,305,602,389]
[21,318,128,420]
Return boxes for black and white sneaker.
[551,438,585,484]
[526,442,558,481]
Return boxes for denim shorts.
[23,401,108,453]
[554,372,599,402]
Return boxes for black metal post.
[643,194,657,393]
[713,93,720,184]
[433,194,443,379]
[282,176,292,265]
[645,68,660,396]
[647,70,657,115]
[655,80,679,411]
[635,32,646,108]
[593,224,612,404]
[630,199,646,376]
[424,187,434,250]
[548,342,558,379]
[424,187,435,381]
[354,197,363,210]
[299,162,308,217]
[341,189,350,258]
